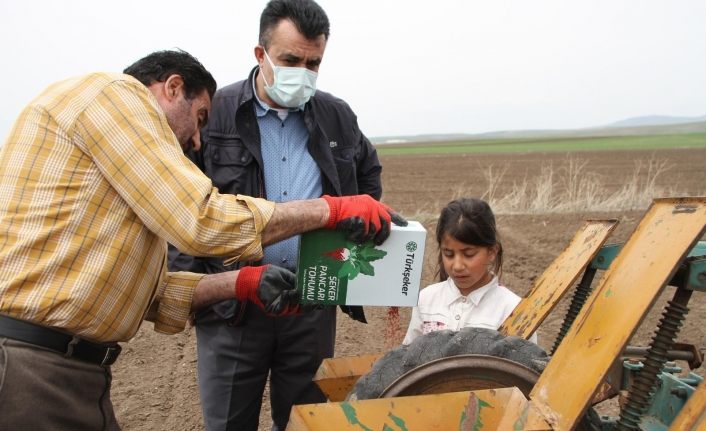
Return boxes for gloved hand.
[322,194,408,245]
[235,265,302,316]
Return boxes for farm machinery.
[286,197,706,430]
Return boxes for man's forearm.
[190,199,328,312]
[191,271,237,312]
[261,198,330,246]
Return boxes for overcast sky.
[1,0,705,140]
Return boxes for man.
[0,49,403,430]
[168,1,385,430]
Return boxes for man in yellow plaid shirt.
[0,50,404,430]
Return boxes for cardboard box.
[296,221,426,306]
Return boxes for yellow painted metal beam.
[669,380,706,430]
[499,219,618,339]
[530,197,706,431]
[287,387,552,431]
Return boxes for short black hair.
[123,49,217,100]
[259,0,330,48]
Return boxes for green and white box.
[296,221,426,306]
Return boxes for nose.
[191,127,202,151]
[451,255,465,272]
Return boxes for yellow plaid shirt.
[0,72,275,342]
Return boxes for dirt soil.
[112,148,706,430]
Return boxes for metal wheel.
[380,354,540,398]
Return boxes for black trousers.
[195,304,336,431]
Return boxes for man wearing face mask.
[167,0,385,429]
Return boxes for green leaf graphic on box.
[325,243,387,281]
[359,245,387,262]
[338,260,360,280]
[356,259,375,276]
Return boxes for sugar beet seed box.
[296,221,426,306]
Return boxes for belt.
[0,314,121,366]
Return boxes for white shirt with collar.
[403,276,538,345]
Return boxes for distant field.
[375,133,706,155]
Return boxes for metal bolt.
[671,388,688,399]
[697,271,706,283]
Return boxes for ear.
[163,74,185,101]
[487,244,499,263]
[254,45,266,67]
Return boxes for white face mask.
[261,50,318,108]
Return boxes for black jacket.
[168,67,382,324]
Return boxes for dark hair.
[259,0,330,48]
[123,49,217,100]
[436,198,503,281]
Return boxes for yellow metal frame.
[288,387,551,431]
[530,197,706,430]
[313,219,618,402]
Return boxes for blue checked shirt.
[253,87,322,271]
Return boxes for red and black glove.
[235,265,302,316]
[322,194,408,245]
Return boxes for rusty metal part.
[551,266,598,354]
[379,354,540,399]
[529,197,706,431]
[671,343,704,369]
[623,344,703,369]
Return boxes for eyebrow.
[282,53,302,62]
[282,52,322,65]
[442,245,479,252]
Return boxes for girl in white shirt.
[403,197,537,345]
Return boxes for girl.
[402,197,537,345]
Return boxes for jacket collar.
[234,67,258,111]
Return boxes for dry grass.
[477,156,679,214]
